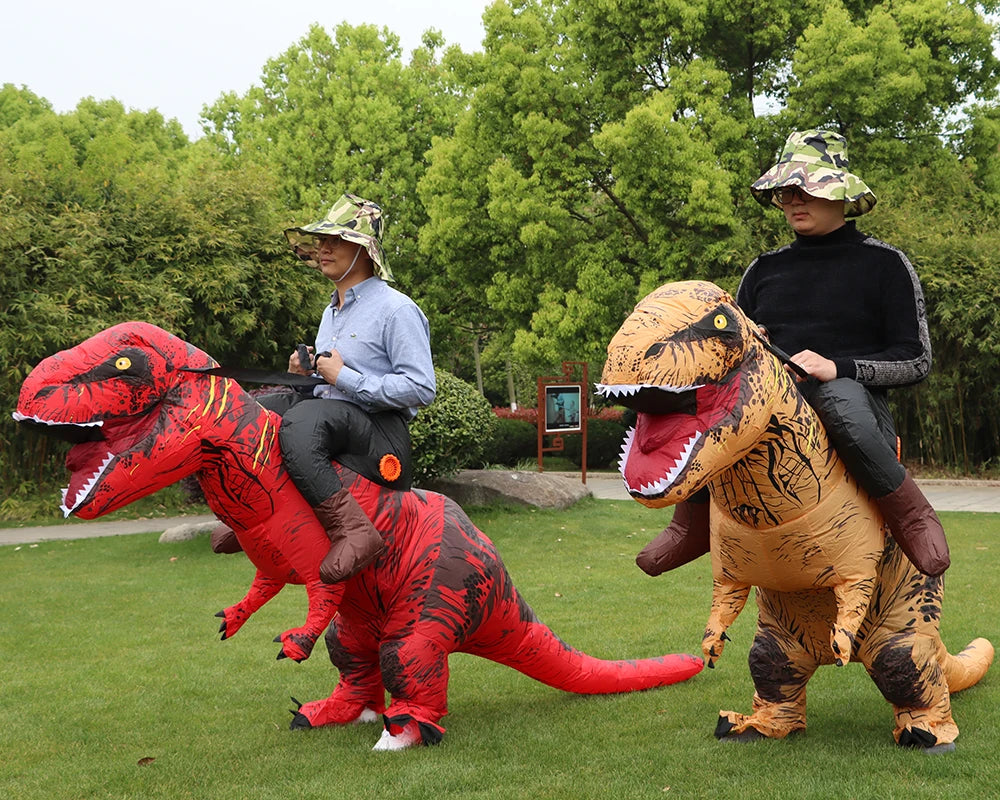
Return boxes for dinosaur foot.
[897,726,955,754]
[288,697,379,731]
[714,712,804,742]
[372,721,422,752]
[288,697,312,730]
[714,715,767,743]
[719,727,767,743]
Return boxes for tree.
[419,0,756,386]
[0,94,321,492]
[201,23,469,314]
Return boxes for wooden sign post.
[536,361,588,484]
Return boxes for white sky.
[1,0,491,140]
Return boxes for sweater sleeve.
[846,241,932,388]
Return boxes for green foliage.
[410,369,498,482]
[0,95,331,495]
[479,416,538,467]
[201,22,468,317]
[6,0,1000,486]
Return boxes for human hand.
[315,350,344,385]
[788,349,837,382]
[288,346,314,375]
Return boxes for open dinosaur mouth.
[12,410,161,516]
[596,378,741,499]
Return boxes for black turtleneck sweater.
[736,221,931,391]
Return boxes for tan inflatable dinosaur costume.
[597,280,993,750]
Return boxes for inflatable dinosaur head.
[597,281,780,507]
[13,322,219,518]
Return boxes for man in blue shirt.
[260,194,436,583]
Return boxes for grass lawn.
[1,498,996,800]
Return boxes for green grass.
[1,500,997,799]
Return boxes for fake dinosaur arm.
[703,579,751,668]
[274,580,344,662]
[217,570,286,640]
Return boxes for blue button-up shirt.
[313,277,436,419]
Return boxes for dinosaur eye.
[115,357,132,371]
[692,305,740,338]
[643,342,666,359]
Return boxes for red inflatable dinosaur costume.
[14,321,702,750]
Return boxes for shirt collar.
[330,276,382,308]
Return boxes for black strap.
[180,366,325,387]
[751,328,810,379]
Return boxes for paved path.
[582,475,1000,513]
[2,478,999,547]
[0,514,217,546]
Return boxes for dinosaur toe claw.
[289,711,312,731]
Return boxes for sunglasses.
[773,186,815,205]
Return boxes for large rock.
[158,520,217,543]
[421,469,590,510]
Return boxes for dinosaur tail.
[940,637,994,694]
[472,619,703,694]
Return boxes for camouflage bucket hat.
[750,129,876,218]
[284,193,393,281]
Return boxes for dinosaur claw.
[277,650,288,660]
[289,711,313,731]
[290,696,303,710]
[215,610,225,617]
[273,635,282,643]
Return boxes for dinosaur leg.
[716,600,821,741]
[290,617,385,730]
[862,630,960,749]
[375,634,451,750]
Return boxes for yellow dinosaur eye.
[115,357,132,371]
[714,314,728,330]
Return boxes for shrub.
[479,416,537,466]
[411,368,497,483]
[493,406,539,423]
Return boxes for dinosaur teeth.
[60,450,115,517]
[623,431,702,498]
[618,427,637,475]
[11,411,103,429]
[594,382,703,396]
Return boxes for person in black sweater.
[636,129,950,578]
